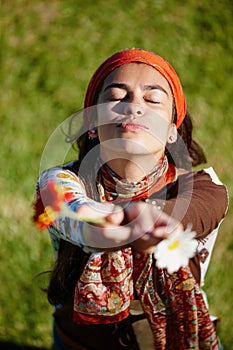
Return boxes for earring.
[169,136,173,142]
[88,129,98,139]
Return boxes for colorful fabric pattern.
[35,162,95,258]
[133,252,218,349]
[73,248,134,324]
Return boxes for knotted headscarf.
[84,48,186,128]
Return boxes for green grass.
[1,0,233,348]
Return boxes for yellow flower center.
[168,239,180,250]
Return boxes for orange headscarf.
[84,48,186,128]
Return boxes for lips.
[117,122,148,131]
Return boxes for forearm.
[163,169,228,240]
[36,166,97,246]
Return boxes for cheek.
[96,103,117,126]
[148,114,172,142]
[97,125,114,142]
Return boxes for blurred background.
[0,0,232,349]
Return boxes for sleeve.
[163,167,228,240]
[163,167,228,286]
[36,165,96,249]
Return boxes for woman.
[34,49,228,349]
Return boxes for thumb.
[105,205,124,225]
[76,202,124,225]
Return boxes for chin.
[100,137,163,157]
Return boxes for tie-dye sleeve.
[36,165,95,255]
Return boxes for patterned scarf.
[73,159,218,349]
[96,156,175,202]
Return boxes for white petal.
[154,226,198,273]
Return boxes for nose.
[123,103,144,117]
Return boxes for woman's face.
[96,63,177,160]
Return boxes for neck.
[101,153,164,182]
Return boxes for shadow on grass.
[0,342,49,350]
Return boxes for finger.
[105,205,125,225]
[150,206,183,234]
[76,202,124,224]
[101,224,132,244]
[83,221,132,249]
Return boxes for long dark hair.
[168,110,207,168]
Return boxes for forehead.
[101,63,172,94]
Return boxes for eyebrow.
[103,83,127,92]
[103,83,168,95]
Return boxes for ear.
[167,123,177,144]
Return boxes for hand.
[78,202,132,249]
[124,202,183,252]
[78,201,183,252]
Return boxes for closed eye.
[145,98,160,104]
[107,95,128,102]
[103,91,128,102]
[144,91,167,105]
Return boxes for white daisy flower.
[154,226,198,274]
